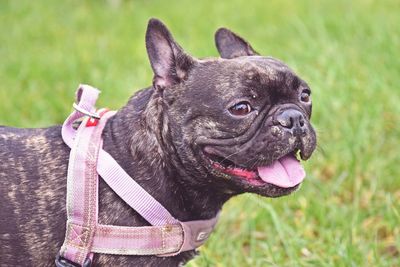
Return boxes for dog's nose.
[276,109,306,136]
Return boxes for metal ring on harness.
[55,252,91,267]
[72,102,100,119]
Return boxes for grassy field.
[1,0,399,266]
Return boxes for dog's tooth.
[295,150,301,161]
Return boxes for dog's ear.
[146,18,194,90]
[215,28,258,59]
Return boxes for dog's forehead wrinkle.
[197,57,224,63]
[203,59,296,97]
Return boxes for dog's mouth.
[205,150,305,189]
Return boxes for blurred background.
[0,0,399,266]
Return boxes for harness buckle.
[55,253,91,267]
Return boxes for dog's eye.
[229,101,253,116]
[300,89,311,103]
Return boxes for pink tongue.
[257,155,305,188]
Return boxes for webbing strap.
[97,149,178,226]
[91,224,183,255]
[60,111,112,265]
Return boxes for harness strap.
[97,148,178,226]
[60,110,113,265]
[58,84,218,266]
[91,224,183,255]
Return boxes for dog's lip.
[202,148,304,189]
[211,160,264,184]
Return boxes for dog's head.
[145,19,317,198]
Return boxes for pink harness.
[56,84,219,267]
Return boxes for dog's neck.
[100,87,230,224]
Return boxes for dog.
[0,18,317,266]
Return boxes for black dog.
[0,19,316,266]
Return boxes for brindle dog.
[0,19,317,266]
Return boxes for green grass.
[1,0,399,266]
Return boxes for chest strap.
[57,84,219,266]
